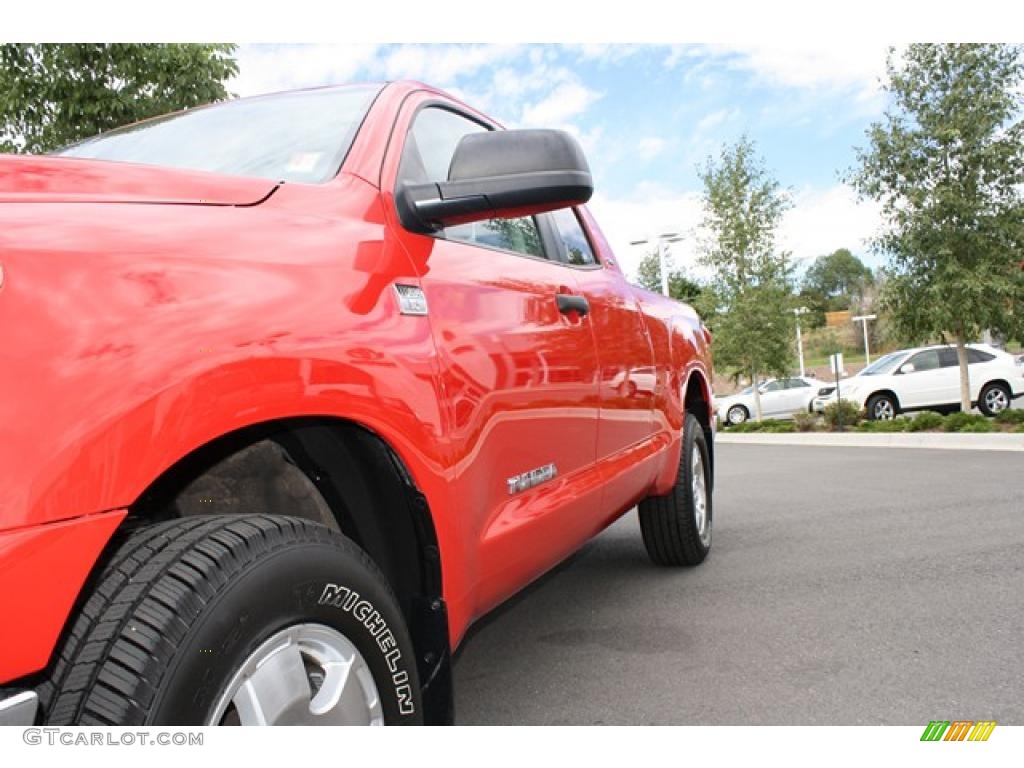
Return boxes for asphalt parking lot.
[453,443,1024,724]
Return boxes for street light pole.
[793,306,809,377]
[657,240,669,297]
[852,314,877,366]
[629,232,683,298]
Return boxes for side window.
[549,207,598,266]
[397,107,545,259]
[762,381,783,392]
[938,348,959,368]
[909,350,941,372]
[967,348,995,364]
[788,378,811,388]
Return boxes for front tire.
[40,516,422,726]
[866,393,898,421]
[978,382,1011,417]
[638,413,712,566]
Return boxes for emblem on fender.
[506,463,558,495]
[393,283,428,316]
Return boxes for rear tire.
[726,405,749,426]
[638,413,712,566]
[978,382,1011,417]
[39,516,422,726]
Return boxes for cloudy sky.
[232,43,890,281]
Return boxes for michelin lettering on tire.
[318,582,415,715]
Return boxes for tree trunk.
[954,333,971,413]
[751,367,764,421]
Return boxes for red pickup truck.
[0,81,715,726]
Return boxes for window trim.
[545,207,604,271]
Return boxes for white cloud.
[706,43,889,101]
[570,44,646,63]
[587,188,705,282]
[695,107,739,135]
[636,136,667,161]
[231,44,382,97]
[378,44,522,87]
[520,81,602,126]
[589,183,884,285]
[779,184,883,270]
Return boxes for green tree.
[0,44,238,153]
[802,248,874,311]
[849,44,1024,411]
[698,136,794,420]
[634,249,703,303]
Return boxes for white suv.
[812,343,1024,420]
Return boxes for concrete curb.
[716,431,1024,452]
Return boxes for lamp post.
[852,314,877,366]
[793,306,810,377]
[630,232,683,297]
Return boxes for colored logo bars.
[920,721,997,742]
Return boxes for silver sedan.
[716,376,829,425]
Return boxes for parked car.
[715,376,828,425]
[812,343,1024,419]
[0,81,716,727]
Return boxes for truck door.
[383,99,602,621]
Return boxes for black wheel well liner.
[684,371,714,487]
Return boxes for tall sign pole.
[830,352,845,432]
[794,307,809,377]
[852,314,877,367]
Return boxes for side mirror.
[397,129,593,234]
[899,362,915,374]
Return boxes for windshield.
[859,351,907,376]
[57,85,382,184]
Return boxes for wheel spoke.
[308,657,375,724]
[231,637,312,726]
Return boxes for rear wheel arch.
[978,379,1012,415]
[52,417,453,724]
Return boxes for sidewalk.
[717,431,1024,452]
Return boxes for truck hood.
[0,155,278,206]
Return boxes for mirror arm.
[396,182,489,234]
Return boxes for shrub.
[906,411,945,432]
[791,411,819,432]
[822,400,863,430]
[994,409,1024,426]
[942,412,992,433]
[761,420,796,433]
[958,420,996,433]
[722,420,756,432]
[722,419,796,433]
[857,418,910,432]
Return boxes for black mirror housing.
[397,129,593,233]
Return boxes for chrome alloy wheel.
[692,447,711,547]
[873,399,895,420]
[208,623,383,726]
[727,405,747,425]
[984,387,1009,414]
